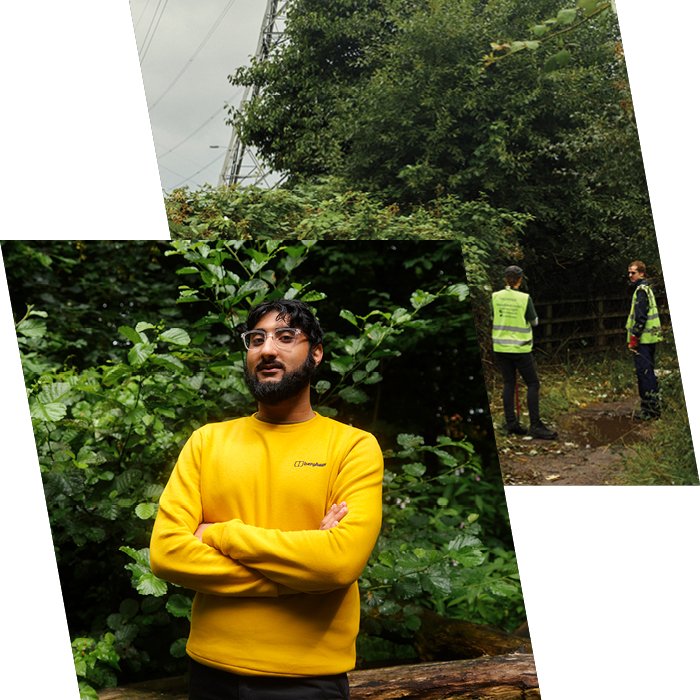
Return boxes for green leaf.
[532,24,548,37]
[403,462,426,478]
[135,502,158,520]
[128,342,155,367]
[38,381,72,403]
[30,400,67,422]
[78,681,100,700]
[102,363,131,386]
[300,290,326,302]
[339,309,358,327]
[159,327,191,346]
[16,317,46,339]
[397,433,424,450]
[338,386,369,404]
[136,572,168,597]
[118,326,144,345]
[329,356,354,375]
[578,0,601,14]
[543,49,571,72]
[238,279,269,297]
[409,290,436,310]
[314,380,331,393]
[169,637,188,658]
[391,307,411,324]
[557,7,578,24]
[166,594,193,619]
[445,283,469,301]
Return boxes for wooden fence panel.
[533,291,670,356]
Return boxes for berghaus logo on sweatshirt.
[294,460,327,468]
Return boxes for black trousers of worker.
[633,343,661,417]
[494,351,541,426]
[189,660,350,700]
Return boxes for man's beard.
[244,352,317,405]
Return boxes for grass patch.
[620,368,698,485]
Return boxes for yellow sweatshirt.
[149,413,383,677]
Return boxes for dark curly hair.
[244,299,324,347]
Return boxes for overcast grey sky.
[130,0,267,192]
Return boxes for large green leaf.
[30,400,67,422]
[159,327,191,346]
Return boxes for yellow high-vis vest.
[492,288,533,353]
[626,283,662,344]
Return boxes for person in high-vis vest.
[627,260,662,419]
[492,266,557,440]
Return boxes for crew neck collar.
[252,411,318,426]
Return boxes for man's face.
[628,265,643,283]
[243,311,323,405]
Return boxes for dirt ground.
[496,396,657,485]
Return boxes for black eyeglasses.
[240,327,308,350]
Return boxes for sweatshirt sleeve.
[150,429,284,597]
[202,432,383,593]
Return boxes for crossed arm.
[194,501,347,542]
[150,428,382,597]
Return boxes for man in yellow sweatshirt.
[150,299,384,699]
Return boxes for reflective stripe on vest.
[492,288,533,353]
[626,284,662,344]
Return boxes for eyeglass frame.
[240,326,309,351]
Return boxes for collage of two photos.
[3,1,700,699]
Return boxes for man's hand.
[194,503,348,540]
[319,502,348,530]
[628,335,640,350]
[194,523,213,541]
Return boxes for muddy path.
[496,396,657,485]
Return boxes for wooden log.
[98,653,538,699]
[415,610,533,660]
[350,655,539,699]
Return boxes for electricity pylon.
[219,0,289,187]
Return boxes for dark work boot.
[529,422,558,440]
[505,421,527,435]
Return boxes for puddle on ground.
[557,411,644,448]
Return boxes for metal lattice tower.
[219,0,289,187]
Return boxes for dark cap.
[504,265,524,277]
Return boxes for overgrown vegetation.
[219,0,659,295]
[5,240,524,698]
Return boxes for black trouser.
[494,351,541,426]
[189,659,350,700]
[633,343,661,417]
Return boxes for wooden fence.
[532,291,670,357]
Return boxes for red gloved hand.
[628,335,639,350]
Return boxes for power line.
[148,0,239,111]
[138,0,169,63]
[156,88,243,158]
[170,150,226,190]
[132,0,154,32]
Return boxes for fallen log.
[416,610,533,660]
[98,653,538,699]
